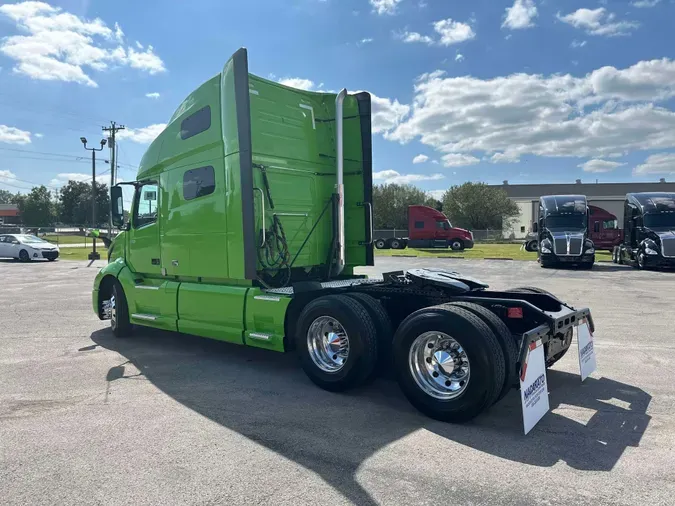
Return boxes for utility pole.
[81,136,107,260]
[102,122,125,234]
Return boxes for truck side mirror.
[532,223,538,233]
[111,186,125,228]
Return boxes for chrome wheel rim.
[408,331,470,400]
[307,316,349,373]
[110,295,117,329]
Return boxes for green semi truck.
[93,49,593,423]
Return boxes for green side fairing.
[93,48,371,351]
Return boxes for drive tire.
[390,239,403,250]
[525,240,538,252]
[19,249,30,262]
[296,295,378,392]
[374,238,387,249]
[393,304,505,423]
[450,239,464,251]
[346,292,393,376]
[446,302,518,404]
[111,280,132,338]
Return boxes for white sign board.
[577,319,597,381]
[520,340,550,435]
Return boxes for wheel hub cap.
[307,316,350,373]
[408,331,471,400]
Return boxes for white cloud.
[400,18,475,47]
[427,189,445,201]
[113,22,124,41]
[631,0,661,7]
[357,37,374,46]
[434,18,475,46]
[278,77,316,90]
[386,59,675,164]
[34,133,43,138]
[578,159,625,172]
[441,153,480,167]
[557,8,638,37]
[371,93,410,134]
[502,0,538,30]
[402,31,434,45]
[455,53,465,62]
[49,172,108,187]
[0,1,166,87]
[571,39,587,48]
[373,170,444,184]
[145,92,160,99]
[370,0,403,15]
[412,154,429,164]
[0,125,31,144]
[0,169,18,183]
[117,124,166,144]
[633,153,675,175]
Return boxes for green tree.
[16,186,57,227]
[58,180,109,226]
[0,189,17,204]
[373,183,439,229]
[441,182,519,230]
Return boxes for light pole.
[81,137,107,260]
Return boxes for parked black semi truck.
[613,192,675,269]
[534,195,595,269]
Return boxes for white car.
[0,234,60,261]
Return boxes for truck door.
[128,181,162,276]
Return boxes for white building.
[493,179,675,239]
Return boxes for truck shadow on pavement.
[89,328,651,506]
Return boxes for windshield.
[644,213,675,229]
[545,215,586,231]
[17,235,48,244]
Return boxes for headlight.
[540,239,552,254]
[584,240,595,254]
[644,240,659,255]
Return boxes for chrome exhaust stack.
[335,88,347,276]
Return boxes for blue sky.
[1,0,675,200]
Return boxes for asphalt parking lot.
[1,257,674,506]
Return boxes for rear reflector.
[508,307,524,319]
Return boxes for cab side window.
[603,219,617,230]
[134,183,158,228]
[183,166,215,201]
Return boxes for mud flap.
[577,318,597,381]
[520,339,549,435]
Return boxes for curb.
[392,254,417,258]
[484,257,514,261]
[437,256,464,259]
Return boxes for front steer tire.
[393,305,506,423]
[296,295,378,392]
[111,280,132,338]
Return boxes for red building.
[0,204,20,225]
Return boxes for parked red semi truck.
[375,205,474,251]
[524,204,623,252]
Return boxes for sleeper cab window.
[414,221,424,229]
[183,166,216,201]
[180,105,211,140]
